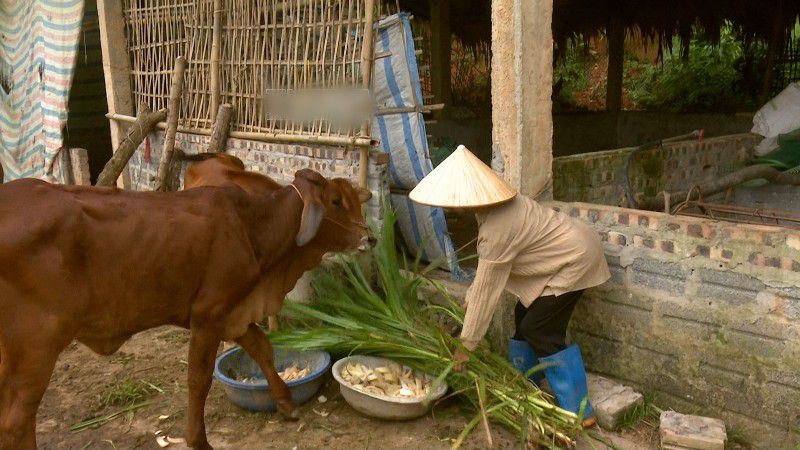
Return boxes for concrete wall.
[125,131,389,225]
[553,202,800,447]
[553,133,760,206]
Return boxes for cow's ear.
[296,198,325,246]
[293,173,327,246]
[356,187,372,203]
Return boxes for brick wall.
[125,131,389,225]
[550,201,800,447]
[553,133,759,206]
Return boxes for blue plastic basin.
[213,346,331,412]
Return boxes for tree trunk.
[155,56,187,191]
[95,103,167,187]
[207,103,233,153]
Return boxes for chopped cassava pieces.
[271,209,583,448]
[341,362,431,398]
[236,364,311,384]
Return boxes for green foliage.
[554,42,593,108]
[626,25,765,112]
[270,206,581,447]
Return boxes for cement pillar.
[490,0,553,199]
[430,0,452,111]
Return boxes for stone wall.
[551,201,800,448]
[553,133,759,206]
[125,131,389,225]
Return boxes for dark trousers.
[513,290,583,357]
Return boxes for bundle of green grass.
[270,208,583,448]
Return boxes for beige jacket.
[460,196,610,349]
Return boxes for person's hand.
[453,347,470,373]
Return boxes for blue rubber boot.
[508,338,544,384]
[540,344,596,427]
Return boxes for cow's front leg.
[185,330,220,450]
[235,323,298,420]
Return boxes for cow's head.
[291,169,373,250]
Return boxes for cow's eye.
[332,198,343,207]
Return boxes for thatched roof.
[398,0,800,56]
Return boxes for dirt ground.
[36,326,657,450]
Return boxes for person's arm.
[459,256,513,351]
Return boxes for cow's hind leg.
[185,330,220,450]
[235,323,297,419]
[0,336,65,449]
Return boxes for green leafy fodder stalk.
[270,207,581,448]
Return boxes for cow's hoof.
[277,402,300,421]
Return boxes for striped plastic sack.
[372,13,467,280]
[0,0,84,182]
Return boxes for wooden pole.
[606,16,625,112]
[96,103,168,186]
[759,4,786,105]
[430,0,452,113]
[97,0,135,188]
[106,113,376,148]
[207,103,234,153]
[155,56,187,191]
[358,0,377,189]
[210,0,224,122]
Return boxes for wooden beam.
[358,0,377,189]
[606,16,624,112]
[430,0,452,112]
[97,0,135,188]
[106,113,376,148]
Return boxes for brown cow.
[0,168,371,450]
[181,153,374,330]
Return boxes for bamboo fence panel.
[121,0,393,141]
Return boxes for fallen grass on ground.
[617,392,661,431]
[101,379,162,407]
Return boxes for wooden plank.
[97,0,135,188]
[69,148,92,186]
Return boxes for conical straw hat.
[410,145,517,208]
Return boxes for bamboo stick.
[358,0,377,189]
[106,113,376,148]
[97,103,168,187]
[156,56,187,191]
[207,103,234,153]
[210,0,224,121]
